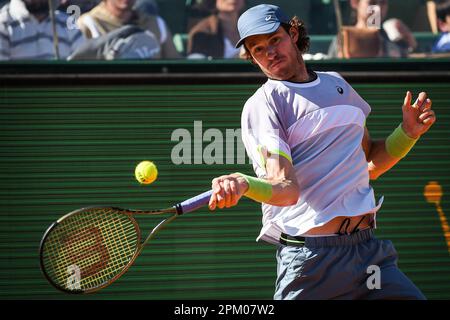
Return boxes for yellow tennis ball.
[135,161,158,185]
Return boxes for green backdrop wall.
[1,75,449,299]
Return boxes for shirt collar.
[268,71,321,89]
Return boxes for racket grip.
[176,190,213,214]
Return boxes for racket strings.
[71,213,129,288]
[42,208,139,291]
[85,213,136,287]
[50,209,137,289]
[45,210,105,287]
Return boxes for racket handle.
[175,190,212,214]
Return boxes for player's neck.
[286,57,311,83]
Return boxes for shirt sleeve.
[347,83,371,119]
[241,88,292,176]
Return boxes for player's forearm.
[237,173,299,206]
[367,122,421,179]
[260,156,300,206]
[366,139,402,180]
[209,155,300,210]
[265,177,300,206]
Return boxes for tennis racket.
[39,190,212,294]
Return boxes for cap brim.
[235,22,281,48]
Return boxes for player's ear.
[289,27,299,43]
[242,45,257,66]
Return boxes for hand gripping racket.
[39,190,212,294]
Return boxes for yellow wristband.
[385,124,418,158]
[235,173,272,203]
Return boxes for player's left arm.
[362,91,436,180]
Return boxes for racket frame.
[39,190,212,294]
[39,206,177,294]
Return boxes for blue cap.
[235,4,290,48]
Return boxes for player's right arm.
[209,88,299,210]
[208,154,299,210]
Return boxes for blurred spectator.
[187,0,245,59]
[328,0,417,58]
[0,0,84,60]
[58,0,100,13]
[308,0,336,35]
[427,0,439,34]
[134,0,158,16]
[68,24,161,60]
[186,0,216,31]
[383,0,432,32]
[432,0,450,52]
[77,0,181,58]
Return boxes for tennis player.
[208,4,436,299]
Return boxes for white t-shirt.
[241,71,383,245]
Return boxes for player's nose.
[266,45,276,57]
[266,47,277,60]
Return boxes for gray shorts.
[274,228,426,300]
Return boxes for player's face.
[245,27,302,81]
[107,0,136,11]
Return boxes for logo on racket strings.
[63,226,110,279]
[66,265,81,290]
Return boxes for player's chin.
[268,64,291,79]
[270,62,284,73]
[268,69,290,81]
